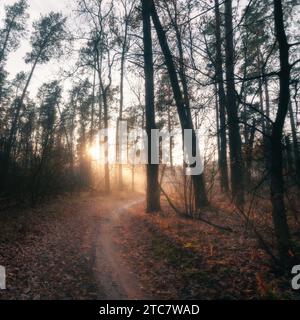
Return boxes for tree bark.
[288,103,300,186]
[142,0,161,212]
[214,0,229,192]
[96,41,111,194]
[224,0,245,206]
[116,18,129,191]
[101,88,110,194]
[270,0,293,268]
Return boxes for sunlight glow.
[88,144,101,162]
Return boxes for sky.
[1,0,73,97]
[0,0,142,109]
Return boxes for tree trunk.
[284,135,294,180]
[150,0,208,208]
[270,0,293,269]
[258,51,272,180]
[90,67,96,144]
[142,0,161,212]
[0,23,13,63]
[224,0,245,206]
[245,119,256,187]
[102,90,110,194]
[215,88,221,166]
[116,26,128,190]
[96,45,111,194]
[288,103,300,186]
[167,107,174,168]
[214,0,229,192]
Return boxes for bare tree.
[224,0,245,206]
[269,0,294,268]
[150,0,208,209]
[142,0,161,212]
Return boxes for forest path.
[0,191,151,300]
[1,191,284,300]
[92,196,149,300]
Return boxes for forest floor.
[0,191,299,300]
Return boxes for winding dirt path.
[93,197,149,300]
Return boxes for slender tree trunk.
[288,103,300,186]
[150,0,208,209]
[90,67,96,144]
[215,86,221,167]
[0,23,13,63]
[270,0,293,268]
[245,119,256,187]
[264,77,271,121]
[116,29,128,190]
[0,24,13,106]
[214,0,229,192]
[96,45,110,194]
[102,90,110,194]
[142,0,161,212]
[167,107,174,168]
[259,75,270,177]
[285,135,294,179]
[257,51,272,180]
[224,0,245,206]
[241,48,250,148]
[259,77,266,135]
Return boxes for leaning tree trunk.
[270,0,293,269]
[142,0,161,212]
[150,0,208,209]
[224,0,245,207]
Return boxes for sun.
[88,144,101,162]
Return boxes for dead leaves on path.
[0,195,98,300]
[115,201,298,300]
[0,193,299,300]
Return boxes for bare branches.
[290,58,300,69]
[289,41,300,48]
